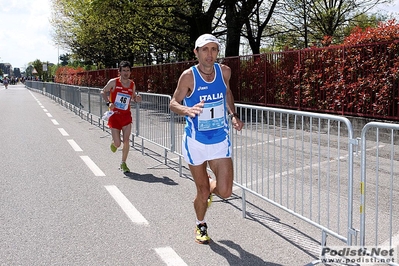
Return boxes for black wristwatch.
[229,112,239,119]
[106,101,111,106]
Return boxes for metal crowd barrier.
[25,81,398,265]
[360,122,399,264]
[231,105,357,248]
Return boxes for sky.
[0,0,67,70]
[0,0,398,71]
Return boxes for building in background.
[0,63,13,77]
[13,68,21,78]
[0,64,21,78]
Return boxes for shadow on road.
[123,172,178,186]
[210,239,282,266]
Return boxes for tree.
[32,60,43,80]
[271,0,392,49]
[342,13,385,37]
[50,0,393,67]
[242,0,279,54]
[131,0,195,62]
[224,0,260,56]
[51,0,134,68]
[51,0,226,65]
[59,54,70,66]
[132,0,224,61]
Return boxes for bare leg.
[190,157,234,221]
[111,128,122,147]
[208,158,234,199]
[189,162,210,221]
[121,123,132,162]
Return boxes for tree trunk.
[225,1,242,57]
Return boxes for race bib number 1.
[198,100,225,131]
[114,92,131,110]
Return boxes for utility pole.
[58,44,59,66]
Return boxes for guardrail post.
[170,111,175,153]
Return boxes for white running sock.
[196,219,206,225]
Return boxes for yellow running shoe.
[195,223,211,244]
[120,162,130,173]
[207,193,213,208]
[110,143,117,153]
[207,174,213,208]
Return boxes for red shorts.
[108,111,132,130]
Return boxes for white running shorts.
[182,134,231,166]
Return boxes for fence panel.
[130,93,177,163]
[360,122,399,257]
[231,104,357,246]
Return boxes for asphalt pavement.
[1,84,341,266]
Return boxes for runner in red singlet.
[101,61,141,173]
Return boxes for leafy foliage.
[55,66,85,84]
[274,19,399,117]
[271,0,388,49]
[32,60,44,79]
[50,0,390,67]
[50,0,222,67]
[54,20,399,120]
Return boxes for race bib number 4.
[114,92,131,110]
[198,100,225,131]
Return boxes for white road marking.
[67,139,83,152]
[105,185,149,225]
[58,128,69,136]
[154,247,187,266]
[80,156,105,176]
[51,119,59,125]
[43,108,47,111]
[46,113,53,117]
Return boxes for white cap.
[195,34,220,50]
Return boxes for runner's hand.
[187,100,204,118]
[232,117,244,131]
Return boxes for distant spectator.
[3,77,8,89]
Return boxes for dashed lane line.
[154,247,188,266]
[80,155,106,177]
[104,185,149,225]
[67,139,83,152]
[58,128,69,136]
